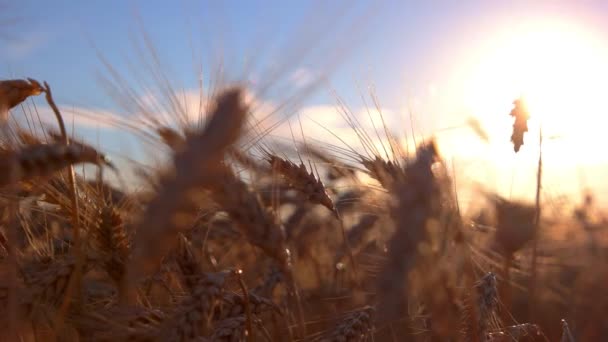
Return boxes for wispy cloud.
[2,30,51,60]
[288,67,315,88]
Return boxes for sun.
[462,20,608,163]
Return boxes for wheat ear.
[126,88,248,303]
[375,141,439,324]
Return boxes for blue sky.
[4,1,607,106]
[3,0,608,203]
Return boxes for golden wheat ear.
[0,143,112,188]
[47,131,116,170]
[265,153,337,215]
[0,78,44,112]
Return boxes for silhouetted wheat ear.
[208,167,308,335]
[77,306,166,341]
[156,126,186,152]
[217,291,280,321]
[0,143,111,188]
[252,266,283,299]
[375,141,440,324]
[159,271,230,341]
[211,167,292,272]
[360,156,404,190]
[125,88,248,298]
[0,78,43,114]
[267,154,337,214]
[211,315,262,341]
[509,98,530,153]
[317,306,375,342]
[20,255,88,309]
[475,272,499,342]
[91,205,130,287]
[174,234,204,292]
[490,195,536,255]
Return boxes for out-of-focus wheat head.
[509,98,530,153]
[0,78,44,121]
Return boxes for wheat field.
[0,4,607,342]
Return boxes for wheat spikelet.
[316,306,375,342]
[20,255,89,310]
[509,98,530,153]
[126,88,248,296]
[0,78,44,118]
[206,169,308,335]
[360,156,403,190]
[77,306,165,341]
[266,154,336,215]
[217,291,280,321]
[174,234,203,292]
[210,314,263,342]
[91,205,130,288]
[159,271,230,341]
[211,169,290,271]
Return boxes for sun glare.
[464,21,608,162]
